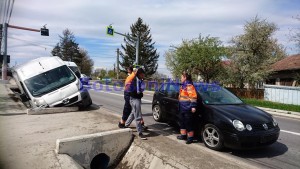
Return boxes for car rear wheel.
[202,124,224,151]
[152,105,164,122]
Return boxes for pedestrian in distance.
[124,68,147,140]
[177,71,198,144]
[118,66,148,131]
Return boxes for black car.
[152,83,280,150]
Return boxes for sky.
[1,0,300,77]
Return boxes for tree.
[227,16,286,88]
[78,48,94,76]
[165,35,226,82]
[51,29,82,66]
[119,17,159,77]
[107,70,116,78]
[289,15,300,52]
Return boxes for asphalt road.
[87,85,300,169]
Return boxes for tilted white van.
[12,56,92,108]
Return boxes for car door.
[164,84,180,122]
[156,84,168,114]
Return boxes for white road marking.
[92,90,152,103]
[281,130,300,136]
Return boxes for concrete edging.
[27,107,79,115]
[56,128,133,169]
[256,106,300,119]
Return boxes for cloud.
[3,0,300,77]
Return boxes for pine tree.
[51,29,82,66]
[119,18,159,77]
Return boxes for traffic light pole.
[1,24,48,80]
[114,31,139,65]
[113,30,140,92]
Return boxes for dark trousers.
[122,92,131,121]
[179,111,194,132]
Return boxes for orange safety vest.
[179,82,197,112]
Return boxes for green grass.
[242,98,300,113]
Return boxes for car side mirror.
[19,93,29,102]
[75,71,81,78]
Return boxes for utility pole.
[116,48,119,79]
[2,23,8,80]
[0,24,3,55]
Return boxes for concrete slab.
[56,128,133,169]
[27,107,79,115]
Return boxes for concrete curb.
[256,106,300,119]
[27,107,79,115]
[56,128,133,169]
[56,154,83,169]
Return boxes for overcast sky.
[1,0,300,76]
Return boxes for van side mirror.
[75,71,81,78]
[19,93,29,102]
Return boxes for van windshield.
[68,66,80,73]
[24,65,76,97]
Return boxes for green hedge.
[242,98,300,113]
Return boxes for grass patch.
[242,98,300,113]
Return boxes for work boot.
[186,137,194,144]
[177,135,187,140]
[138,133,147,140]
[142,124,148,131]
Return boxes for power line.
[5,0,10,23]
[8,36,55,50]
[7,0,15,24]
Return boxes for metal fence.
[264,85,300,105]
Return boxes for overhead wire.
[7,0,14,24]
[8,36,56,50]
[5,0,10,23]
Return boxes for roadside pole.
[2,23,8,80]
[116,48,119,79]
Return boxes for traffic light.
[41,28,49,36]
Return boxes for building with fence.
[266,54,300,86]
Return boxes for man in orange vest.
[177,72,197,144]
[118,66,147,131]
[123,68,147,140]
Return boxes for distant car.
[152,83,280,150]
[80,74,92,85]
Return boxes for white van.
[64,61,81,75]
[12,56,92,108]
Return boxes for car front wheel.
[202,124,224,151]
[152,105,164,122]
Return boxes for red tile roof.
[271,54,300,71]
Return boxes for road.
[87,84,300,169]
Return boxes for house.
[266,54,300,86]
